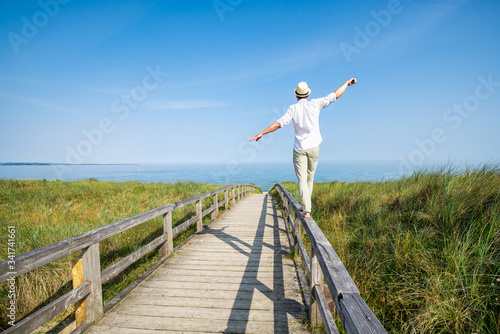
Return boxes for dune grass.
[274,165,499,333]
[0,179,234,331]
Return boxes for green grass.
[0,180,253,330]
[273,165,500,334]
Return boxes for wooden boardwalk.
[86,193,309,334]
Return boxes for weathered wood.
[196,199,202,232]
[158,211,173,257]
[172,215,198,236]
[0,184,259,334]
[212,194,219,219]
[338,293,387,334]
[101,234,168,284]
[72,257,86,327]
[276,184,359,296]
[70,319,94,334]
[0,203,174,282]
[1,282,90,334]
[314,286,340,334]
[297,236,311,278]
[103,254,171,314]
[85,193,308,334]
[274,183,387,334]
[294,215,302,255]
[0,184,256,282]
[202,205,215,218]
[82,243,103,323]
[310,246,324,325]
[224,190,228,210]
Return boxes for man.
[249,79,357,218]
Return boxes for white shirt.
[277,92,337,150]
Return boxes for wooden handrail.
[0,183,259,334]
[273,183,387,334]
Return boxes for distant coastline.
[0,162,138,166]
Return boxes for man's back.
[277,92,337,150]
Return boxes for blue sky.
[0,0,499,169]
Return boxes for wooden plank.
[108,304,296,322]
[121,294,305,311]
[310,247,324,325]
[294,215,301,255]
[212,193,219,219]
[89,313,308,334]
[103,254,170,313]
[70,319,93,334]
[158,211,173,257]
[297,236,311,277]
[101,234,167,284]
[1,282,90,334]
[225,189,228,210]
[82,244,103,323]
[314,286,340,334]
[337,293,387,334]
[171,215,198,236]
[156,263,288,273]
[148,274,288,286]
[196,199,202,232]
[202,205,215,217]
[71,257,86,327]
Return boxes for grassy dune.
[0,179,227,330]
[275,165,499,333]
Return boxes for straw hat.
[294,82,311,97]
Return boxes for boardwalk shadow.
[202,194,306,333]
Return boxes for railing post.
[294,216,301,255]
[71,256,86,326]
[159,211,173,257]
[309,245,323,326]
[230,188,233,205]
[225,189,229,210]
[283,198,289,230]
[81,243,103,323]
[212,193,219,220]
[196,199,203,232]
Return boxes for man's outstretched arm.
[249,122,281,141]
[335,78,357,99]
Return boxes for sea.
[0,162,428,191]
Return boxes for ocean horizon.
[0,161,454,191]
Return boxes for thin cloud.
[142,99,227,110]
[368,0,472,55]
[0,89,81,114]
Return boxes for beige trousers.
[293,147,320,213]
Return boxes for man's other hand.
[249,133,263,141]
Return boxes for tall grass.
[0,179,226,330]
[278,165,500,333]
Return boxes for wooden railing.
[0,184,259,334]
[273,183,387,334]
